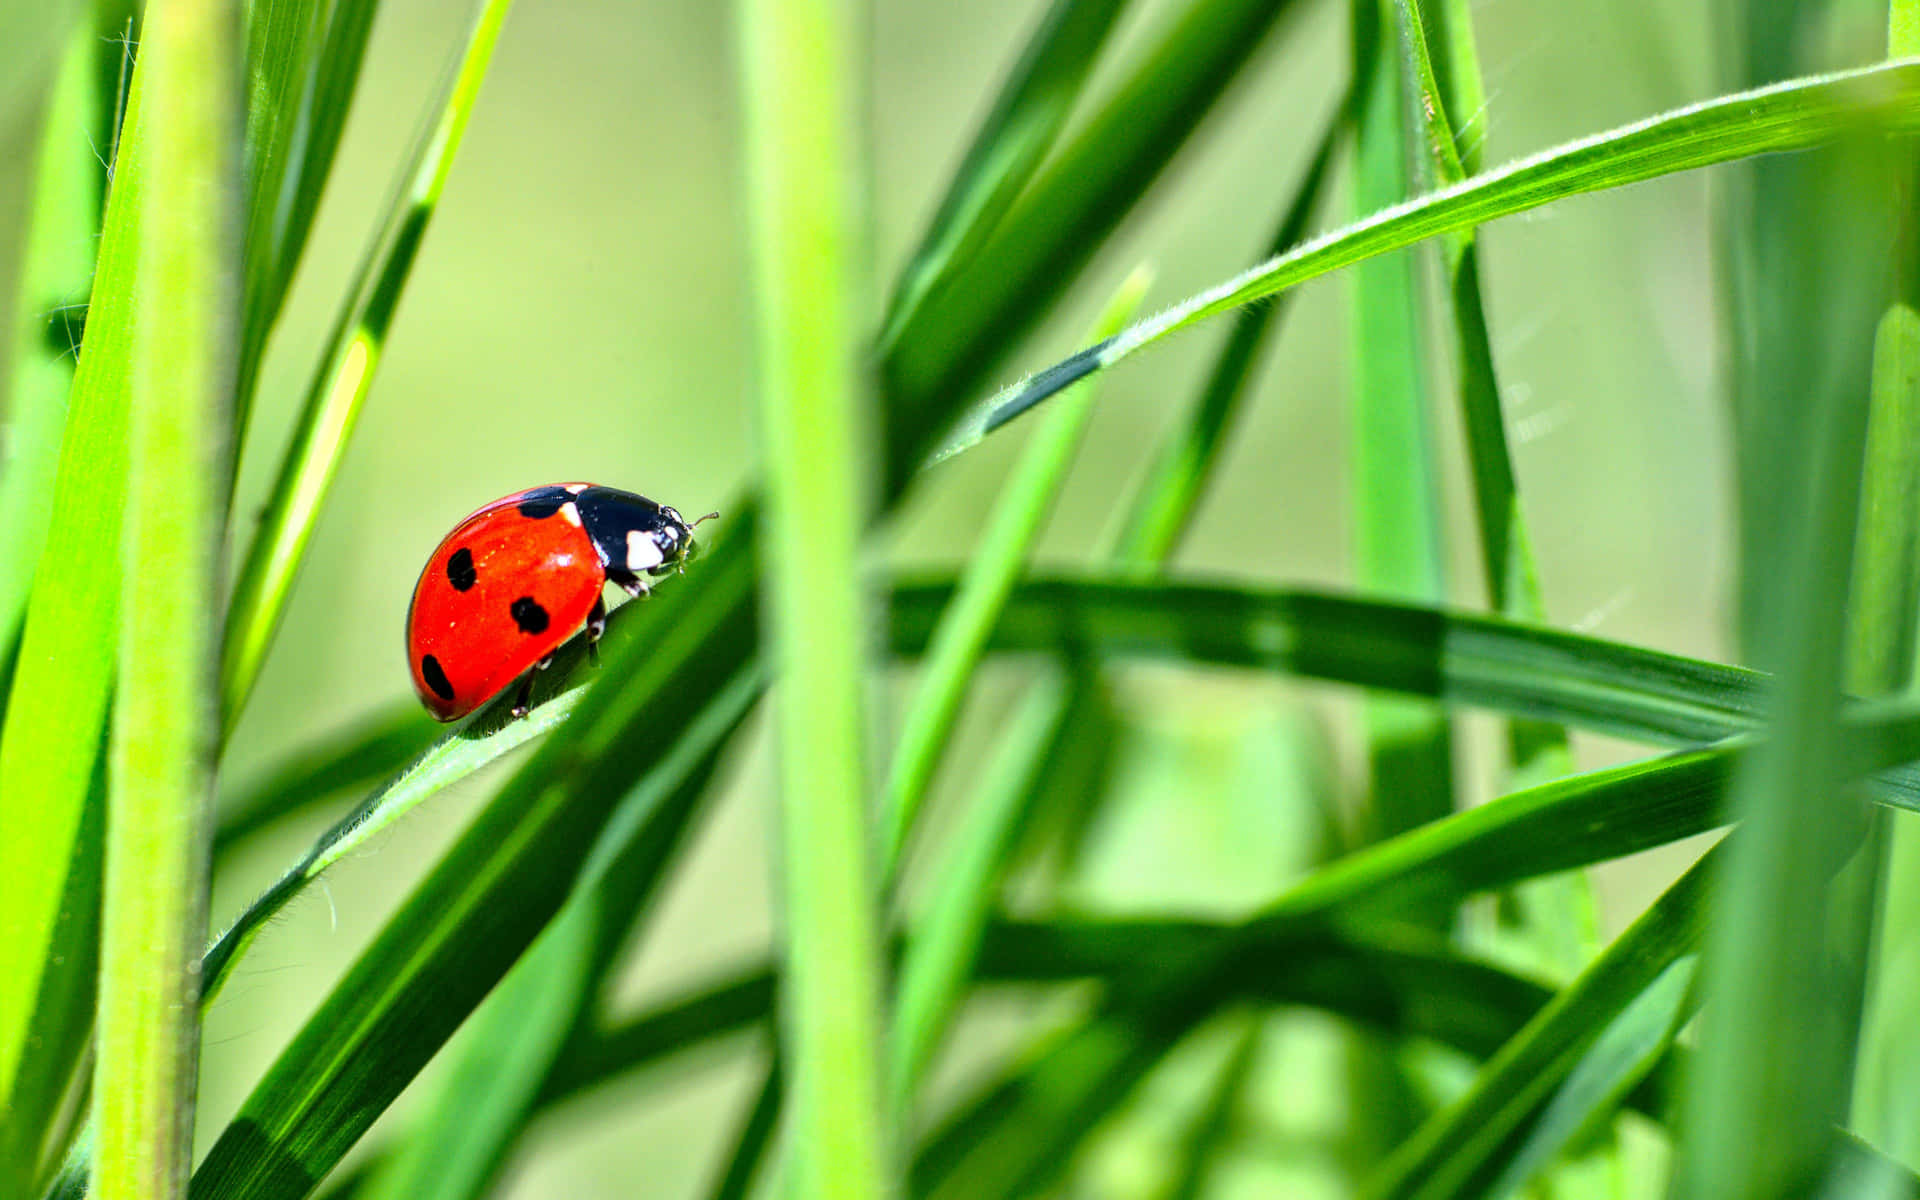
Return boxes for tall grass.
[2,1,1920,1198]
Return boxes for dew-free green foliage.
[10,2,1920,1199]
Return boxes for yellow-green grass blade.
[881,269,1148,875]
[94,0,238,1196]
[191,538,756,1199]
[1674,143,1888,1196]
[878,0,1131,346]
[354,673,756,1200]
[220,0,514,732]
[1369,849,1716,1200]
[738,0,886,1194]
[882,0,1309,485]
[212,703,438,855]
[0,15,118,676]
[935,58,1920,463]
[0,14,162,1176]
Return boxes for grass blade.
[882,0,1307,482]
[878,0,1131,345]
[737,0,886,1193]
[0,16,116,671]
[94,0,238,1195]
[941,59,1920,460]
[702,1051,783,1200]
[1674,142,1886,1197]
[881,268,1149,873]
[0,12,158,1174]
[220,0,514,732]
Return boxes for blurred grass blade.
[95,0,238,1194]
[882,0,1307,482]
[938,59,1920,460]
[232,0,381,440]
[879,0,1130,345]
[193,538,756,1199]
[702,1051,783,1200]
[1675,142,1886,1198]
[1110,107,1339,566]
[1347,0,1452,850]
[0,14,158,1178]
[881,269,1149,872]
[220,0,515,732]
[1370,848,1716,1200]
[1159,1018,1262,1200]
[1481,957,1695,1199]
[355,673,755,1200]
[0,17,116,673]
[213,703,439,855]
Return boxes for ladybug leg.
[511,672,536,719]
[585,596,607,665]
[619,576,651,600]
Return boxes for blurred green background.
[0,0,1799,1193]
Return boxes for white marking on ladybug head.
[560,502,582,527]
[565,483,589,494]
[625,529,666,573]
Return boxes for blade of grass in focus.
[935,58,1920,462]
[737,0,886,1193]
[0,21,157,1180]
[94,0,237,1195]
[220,0,515,733]
[878,0,1130,346]
[1674,140,1886,1197]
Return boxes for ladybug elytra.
[406,483,713,721]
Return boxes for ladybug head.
[663,507,721,569]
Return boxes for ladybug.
[406,483,714,721]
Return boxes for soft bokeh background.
[0,0,1784,1193]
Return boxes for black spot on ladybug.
[446,547,477,591]
[421,654,455,701]
[516,487,572,519]
[510,596,550,634]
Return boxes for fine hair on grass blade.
[94,0,237,1195]
[936,59,1920,460]
[220,0,516,733]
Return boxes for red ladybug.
[406,483,713,721]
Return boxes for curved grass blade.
[881,0,1309,483]
[737,0,884,1195]
[94,0,238,1195]
[220,0,515,732]
[192,537,756,1200]
[701,1051,783,1200]
[354,672,756,1200]
[0,17,164,1174]
[0,17,116,675]
[213,703,438,855]
[878,0,1131,345]
[881,268,1149,874]
[934,58,1920,461]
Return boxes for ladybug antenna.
[691,511,720,528]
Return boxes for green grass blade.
[881,269,1148,873]
[1159,1017,1262,1200]
[878,0,1131,345]
[702,1051,783,1200]
[0,16,158,1176]
[212,704,438,855]
[354,676,753,1200]
[737,0,884,1196]
[939,59,1920,461]
[219,0,514,732]
[190,540,755,1199]
[882,0,1308,481]
[94,0,238,1196]
[1369,849,1716,1200]
[0,18,115,671]
[1674,142,1886,1198]
[1348,0,1452,849]
[1110,108,1340,567]
[231,0,323,437]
